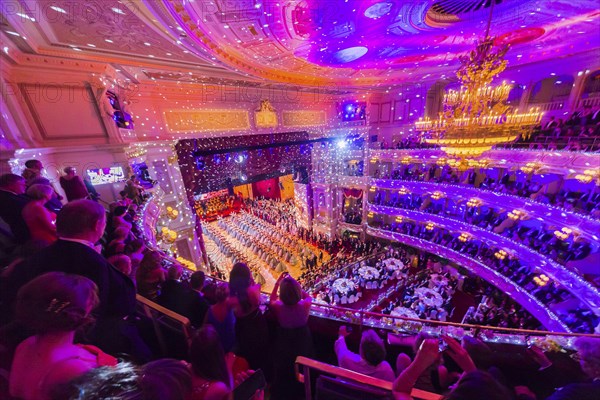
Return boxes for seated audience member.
[0,173,31,244]
[125,238,145,280]
[392,337,506,400]
[82,173,99,202]
[52,358,191,400]
[205,282,236,353]
[136,251,166,301]
[545,337,600,400]
[269,273,314,399]
[22,184,58,245]
[59,167,89,202]
[202,280,218,305]
[21,159,63,213]
[7,200,148,361]
[9,272,117,400]
[158,265,208,328]
[21,159,45,187]
[111,205,132,232]
[413,333,453,392]
[189,325,233,400]
[335,325,395,381]
[395,353,412,376]
[105,227,129,257]
[124,176,144,204]
[107,254,132,276]
[229,262,271,376]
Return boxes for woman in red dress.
[22,184,58,244]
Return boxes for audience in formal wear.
[21,159,63,213]
[5,200,149,362]
[59,167,89,202]
[189,325,234,400]
[136,250,166,301]
[335,326,395,381]
[9,272,117,400]
[204,281,236,353]
[158,265,209,328]
[0,174,31,244]
[269,273,314,399]
[229,262,271,377]
[22,184,57,245]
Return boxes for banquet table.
[382,258,406,279]
[429,273,449,288]
[331,278,358,304]
[413,287,444,308]
[358,266,381,281]
[390,307,420,319]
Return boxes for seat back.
[135,294,193,359]
[295,356,442,400]
[316,375,393,400]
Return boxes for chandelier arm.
[485,0,496,39]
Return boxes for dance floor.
[202,202,471,324]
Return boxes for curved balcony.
[366,185,599,273]
[367,204,600,317]
[367,149,600,218]
[369,179,600,239]
[364,227,569,332]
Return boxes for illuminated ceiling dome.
[139,0,600,87]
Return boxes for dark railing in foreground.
[295,356,442,400]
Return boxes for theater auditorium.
[1,1,599,399]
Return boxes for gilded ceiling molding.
[163,109,250,133]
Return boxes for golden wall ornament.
[163,109,250,133]
[254,99,278,128]
[282,110,327,127]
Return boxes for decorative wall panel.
[164,110,250,133]
[19,84,107,141]
[370,103,380,123]
[380,102,391,123]
[282,110,327,127]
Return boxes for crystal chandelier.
[415,5,543,158]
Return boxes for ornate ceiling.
[148,0,600,87]
[1,0,599,88]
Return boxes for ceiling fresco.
[1,1,598,89]
[149,0,600,87]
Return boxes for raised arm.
[392,338,439,398]
[270,272,287,303]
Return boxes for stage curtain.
[343,188,363,199]
[252,177,281,200]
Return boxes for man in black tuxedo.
[158,266,208,327]
[0,174,30,244]
[6,199,151,361]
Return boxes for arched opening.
[528,75,574,104]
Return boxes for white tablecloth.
[390,307,419,319]
[414,287,444,308]
[332,278,356,296]
[358,266,380,281]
